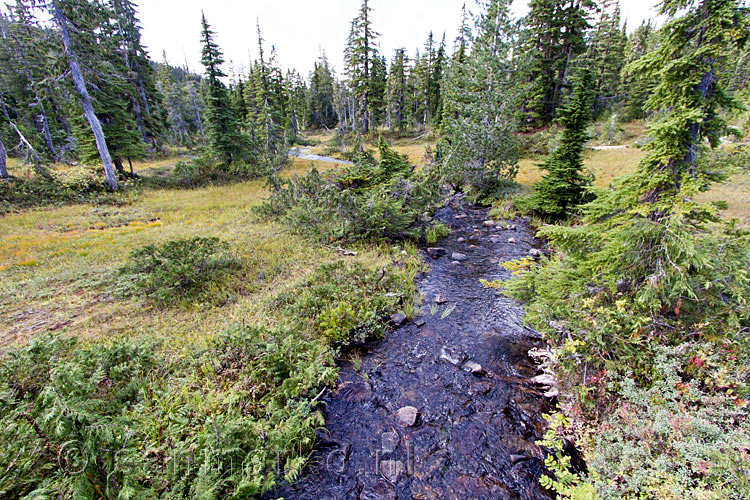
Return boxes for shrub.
[117,236,241,306]
[0,326,338,499]
[261,136,445,244]
[273,259,419,346]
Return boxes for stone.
[396,406,419,427]
[469,235,481,243]
[455,214,468,219]
[463,361,485,376]
[508,238,516,244]
[468,381,493,396]
[360,481,397,500]
[380,459,406,483]
[451,261,461,266]
[529,248,542,258]
[510,454,530,465]
[426,247,447,259]
[336,381,373,402]
[435,295,448,304]
[451,252,468,261]
[440,346,466,366]
[457,237,466,243]
[483,220,495,227]
[415,319,426,327]
[390,313,407,326]
[381,432,400,454]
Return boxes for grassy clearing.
[517,147,749,225]
[0,160,414,349]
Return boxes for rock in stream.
[266,195,553,500]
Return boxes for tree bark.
[0,135,7,179]
[52,1,118,190]
[113,157,124,173]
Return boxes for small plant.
[426,222,450,244]
[117,236,241,306]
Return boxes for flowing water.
[268,196,554,500]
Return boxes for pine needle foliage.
[261,136,444,243]
[508,0,750,380]
[516,69,595,220]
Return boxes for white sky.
[138,0,662,78]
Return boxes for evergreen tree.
[511,0,750,376]
[49,0,119,189]
[521,0,595,127]
[199,12,243,165]
[369,53,387,128]
[516,69,594,219]
[386,48,409,131]
[344,0,379,134]
[307,53,337,129]
[588,0,627,114]
[438,0,520,198]
[620,20,657,120]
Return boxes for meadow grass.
[0,159,405,349]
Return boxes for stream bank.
[268,195,554,500]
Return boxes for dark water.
[267,196,554,500]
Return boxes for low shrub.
[273,258,419,346]
[117,236,241,307]
[0,326,337,499]
[260,136,446,244]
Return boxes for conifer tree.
[511,0,750,375]
[370,54,387,128]
[438,0,520,198]
[386,48,409,131]
[307,53,337,129]
[0,135,6,178]
[49,0,118,189]
[620,20,656,120]
[199,12,243,165]
[588,0,627,114]
[344,0,379,134]
[521,0,595,127]
[516,69,594,219]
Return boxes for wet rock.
[390,313,407,326]
[435,295,448,304]
[451,252,468,261]
[380,459,406,483]
[468,380,493,396]
[451,261,461,266]
[483,220,496,227]
[455,213,468,219]
[508,224,517,231]
[529,248,542,258]
[469,235,481,243]
[490,236,502,244]
[360,480,397,500]
[415,319,426,327]
[508,238,516,244]
[511,454,530,465]
[457,237,466,243]
[336,381,373,402]
[381,432,400,454]
[396,406,419,427]
[440,347,466,366]
[426,247,447,259]
[463,361,486,376]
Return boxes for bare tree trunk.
[0,135,7,179]
[52,1,118,190]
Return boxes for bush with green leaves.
[0,326,338,499]
[261,136,445,244]
[117,236,241,306]
[273,258,419,346]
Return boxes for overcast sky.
[138,0,662,78]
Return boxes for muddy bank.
[267,196,553,500]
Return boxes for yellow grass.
[0,160,400,349]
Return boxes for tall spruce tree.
[588,0,627,114]
[49,0,118,189]
[620,20,657,120]
[386,48,409,131]
[510,0,750,376]
[438,0,520,198]
[516,69,594,219]
[521,0,595,127]
[344,0,379,134]
[199,12,242,165]
[307,53,337,129]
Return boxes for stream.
[289,147,354,165]
[267,196,554,500]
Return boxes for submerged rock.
[426,247,447,259]
[451,252,468,261]
[396,406,419,427]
